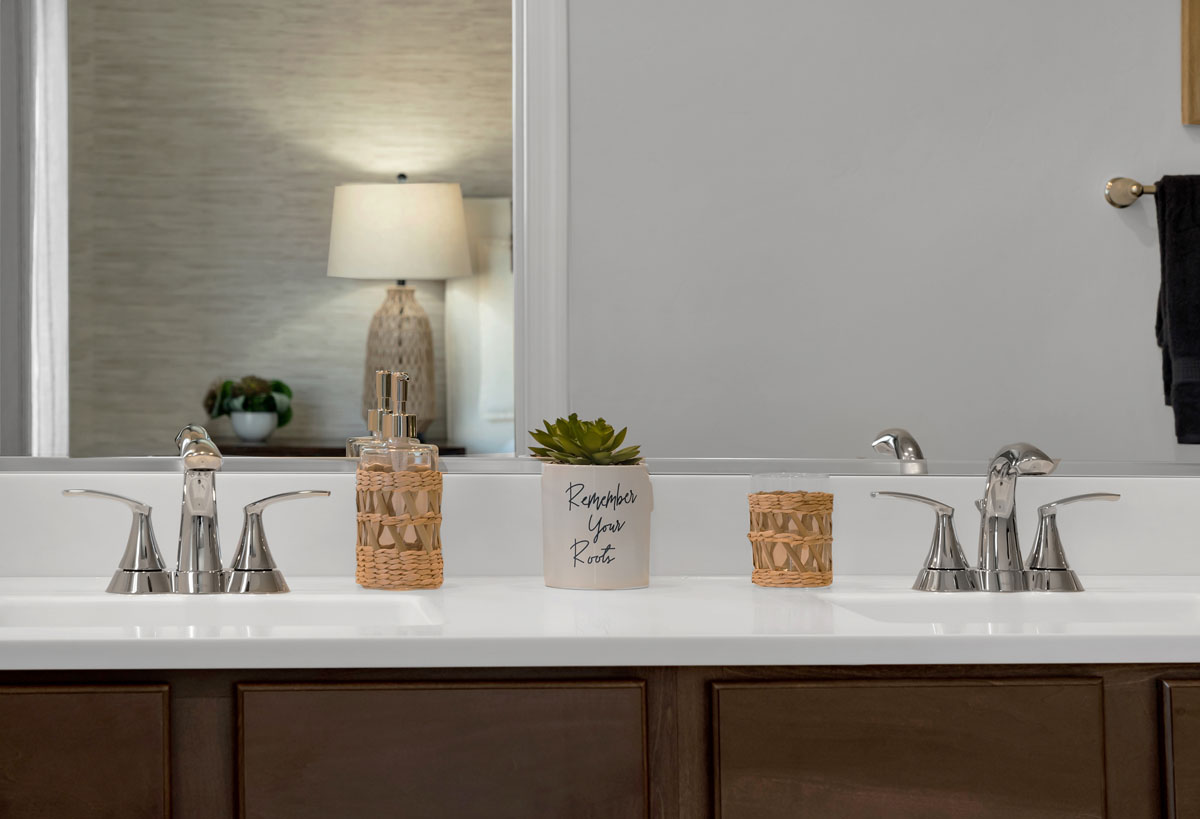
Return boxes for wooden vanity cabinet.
[237,681,648,819]
[0,684,170,818]
[3,664,1198,819]
[712,677,1107,819]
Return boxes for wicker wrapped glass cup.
[747,473,833,588]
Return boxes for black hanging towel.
[1155,175,1200,443]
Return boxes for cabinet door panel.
[1161,679,1200,817]
[0,685,169,819]
[239,681,647,819]
[713,678,1105,819]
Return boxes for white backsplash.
[2,465,1190,579]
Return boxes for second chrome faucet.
[874,437,1118,593]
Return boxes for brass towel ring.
[1105,177,1157,208]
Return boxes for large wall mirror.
[67,0,515,457]
[561,1,1191,465]
[18,1,1194,468]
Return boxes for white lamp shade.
[327,183,472,281]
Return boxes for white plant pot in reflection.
[229,411,278,443]
[540,463,653,589]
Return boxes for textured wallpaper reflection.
[69,0,511,455]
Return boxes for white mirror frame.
[2,0,69,456]
[8,0,567,456]
[513,0,570,442]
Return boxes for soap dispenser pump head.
[391,371,418,439]
[374,370,391,409]
[392,371,409,411]
[367,370,392,433]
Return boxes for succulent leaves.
[528,414,642,465]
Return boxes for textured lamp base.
[362,286,435,433]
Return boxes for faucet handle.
[64,489,149,515]
[872,492,977,592]
[1026,493,1120,592]
[1037,493,1121,516]
[245,490,330,515]
[873,491,950,515]
[226,490,331,593]
[64,490,173,594]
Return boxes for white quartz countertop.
[4,576,1200,669]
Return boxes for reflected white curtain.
[0,0,68,456]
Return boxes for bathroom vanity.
[3,456,1200,818]
[2,621,1196,819]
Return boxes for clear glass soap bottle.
[346,369,392,457]
[358,372,438,473]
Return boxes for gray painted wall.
[567,0,1187,462]
[69,0,510,455]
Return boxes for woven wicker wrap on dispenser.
[747,490,834,587]
[355,466,443,589]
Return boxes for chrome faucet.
[66,424,330,594]
[175,424,225,593]
[975,442,1058,592]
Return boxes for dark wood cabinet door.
[0,684,169,819]
[1161,679,1200,818]
[713,677,1106,819]
[238,681,648,819]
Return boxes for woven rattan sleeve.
[355,467,444,590]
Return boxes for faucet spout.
[174,425,225,594]
[177,424,223,469]
[977,442,1057,592]
[983,443,1057,517]
[871,428,927,475]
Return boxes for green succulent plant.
[204,375,293,428]
[528,414,642,465]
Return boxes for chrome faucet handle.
[874,491,950,515]
[1026,493,1120,592]
[226,490,331,594]
[872,492,977,592]
[1036,493,1121,515]
[64,490,173,594]
[871,429,927,475]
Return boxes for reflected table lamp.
[327,182,472,434]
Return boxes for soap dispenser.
[356,371,443,590]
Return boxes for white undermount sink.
[0,591,442,629]
[829,591,1200,625]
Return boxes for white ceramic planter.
[230,411,278,443]
[540,463,654,589]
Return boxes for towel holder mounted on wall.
[1105,177,1157,208]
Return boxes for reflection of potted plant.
[205,376,293,443]
[529,414,652,590]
